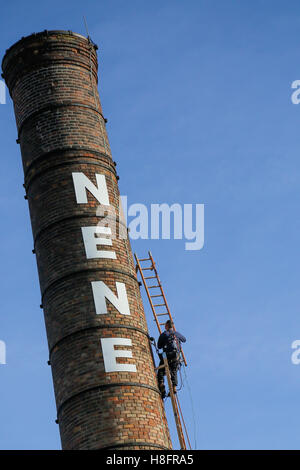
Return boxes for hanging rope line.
[182,365,198,449]
[176,394,192,450]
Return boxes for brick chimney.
[2,30,172,450]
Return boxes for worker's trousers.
[157,352,179,388]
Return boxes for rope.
[182,365,198,449]
[176,394,192,450]
[176,364,183,392]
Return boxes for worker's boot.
[158,383,166,399]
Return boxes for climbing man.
[157,320,186,399]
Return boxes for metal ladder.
[135,251,190,450]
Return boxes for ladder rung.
[142,267,153,271]
[139,258,151,261]
[151,294,163,298]
[153,304,165,307]
[144,276,156,280]
[148,285,160,288]
[156,313,169,316]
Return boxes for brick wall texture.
[2,30,172,450]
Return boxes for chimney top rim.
[2,30,92,71]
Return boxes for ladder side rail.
[136,252,190,450]
[134,253,162,334]
[173,395,187,450]
[163,354,186,450]
[148,251,187,366]
[176,394,192,450]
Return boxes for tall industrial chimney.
[2,30,172,450]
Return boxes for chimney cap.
[2,30,90,70]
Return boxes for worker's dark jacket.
[157,329,186,357]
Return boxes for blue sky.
[0,0,300,450]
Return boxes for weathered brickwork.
[2,30,172,450]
